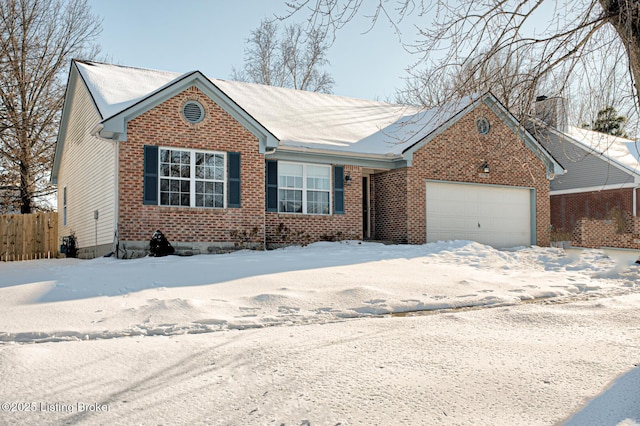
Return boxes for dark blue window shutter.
[266,160,278,212]
[227,152,241,208]
[143,145,159,205]
[334,165,344,214]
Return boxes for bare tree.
[284,0,640,121]
[395,48,545,115]
[564,39,640,136]
[0,0,101,214]
[234,19,285,87]
[233,19,334,93]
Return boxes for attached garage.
[425,181,534,248]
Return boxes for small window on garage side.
[182,101,205,124]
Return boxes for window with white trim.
[278,162,330,214]
[159,148,225,208]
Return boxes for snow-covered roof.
[74,61,474,156]
[214,79,474,155]
[75,61,182,119]
[565,125,640,174]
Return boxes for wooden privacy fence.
[0,212,59,261]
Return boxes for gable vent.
[183,101,205,124]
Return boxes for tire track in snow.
[2,283,639,345]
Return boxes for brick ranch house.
[532,97,640,249]
[51,60,564,258]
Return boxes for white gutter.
[550,182,639,196]
[275,145,404,161]
[635,140,640,216]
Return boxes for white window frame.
[277,161,332,215]
[158,147,227,209]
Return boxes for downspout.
[633,139,640,217]
[113,140,120,256]
[91,123,120,257]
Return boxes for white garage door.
[426,181,532,248]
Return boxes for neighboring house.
[52,60,563,258]
[531,98,640,237]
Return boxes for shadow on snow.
[2,241,458,304]
[562,365,640,425]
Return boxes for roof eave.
[271,146,406,169]
[97,71,279,151]
[539,121,640,179]
[399,94,566,178]
[52,61,84,184]
[483,95,566,179]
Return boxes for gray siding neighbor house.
[531,97,640,235]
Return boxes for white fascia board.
[98,72,279,150]
[550,182,639,195]
[399,93,565,177]
[400,98,477,166]
[483,95,566,179]
[270,146,404,169]
[52,64,82,184]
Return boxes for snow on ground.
[1,241,638,342]
[0,241,639,425]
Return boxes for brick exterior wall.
[265,165,362,247]
[572,215,640,249]
[551,188,635,233]
[372,103,551,246]
[117,86,362,254]
[372,168,408,242]
[118,88,551,254]
[564,189,640,249]
[119,86,266,252]
[366,175,375,240]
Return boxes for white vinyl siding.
[426,181,532,248]
[57,78,116,251]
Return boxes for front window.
[195,152,224,208]
[278,162,330,214]
[306,165,331,214]
[159,148,225,208]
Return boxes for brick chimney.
[534,95,567,132]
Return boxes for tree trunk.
[19,148,31,214]
[600,0,640,108]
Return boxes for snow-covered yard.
[1,241,639,425]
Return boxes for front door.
[362,176,370,239]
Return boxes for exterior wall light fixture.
[345,173,352,186]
